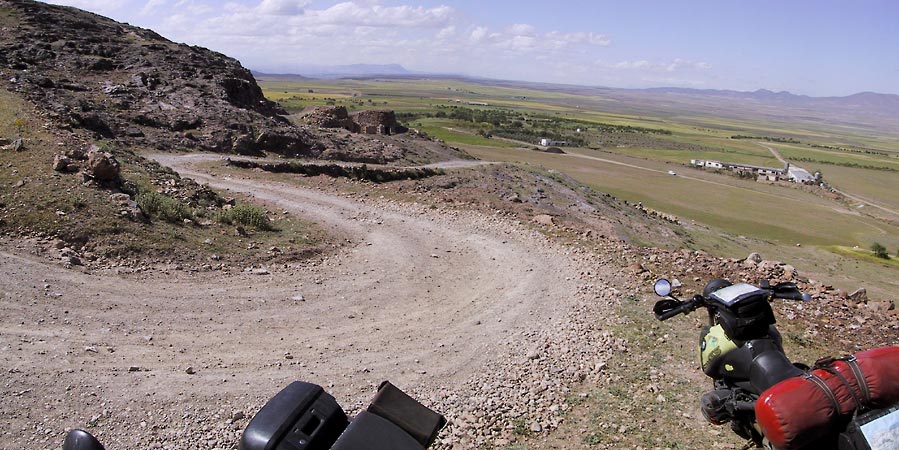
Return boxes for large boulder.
[87,149,120,182]
[52,154,73,172]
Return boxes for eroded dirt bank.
[1,154,621,449]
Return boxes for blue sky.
[43,0,899,96]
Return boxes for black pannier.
[331,380,447,450]
[330,411,425,450]
[366,381,447,447]
[239,381,349,450]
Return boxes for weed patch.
[135,190,193,224]
[512,419,530,436]
[218,204,273,231]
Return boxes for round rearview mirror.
[653,279,672,297]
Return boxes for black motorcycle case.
[239,381,349,450]
[330,411,425,450]
[366,380,447,447]
[330,380,447,450]
[708,283,776,341]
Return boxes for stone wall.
[301,107,408,136]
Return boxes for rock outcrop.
[86,148,120,183]
[0,1,472,165]
[0,0,318,156]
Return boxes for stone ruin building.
[302,106,407,136]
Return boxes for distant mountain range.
[259,64,899,113]
[261,63,415,79]
[641,87,899,115]
[253,65,899,132]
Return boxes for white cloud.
[258,0,310,16]
[140,0,167,16]
[436,25,455,40]
[43,0,128,15]
[470,26,489,42]
[545,31,611,47]
[613,60,651,69]
[461,24,610,57]
[506,23,536,37]
[605,58,711,72]
[310,2,453,27]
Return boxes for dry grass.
[0,89,325,265]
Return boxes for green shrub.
[135,191,193,224]
[871,242,889,259]
[219,204,272,230]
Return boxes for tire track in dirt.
[0,153,585,448]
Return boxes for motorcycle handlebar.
[655,297,702,321]
[768,281,812,302]
[652,280,810,322]
[770,290,812,302]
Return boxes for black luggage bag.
[331,381,447,450]
[240,381,349,450]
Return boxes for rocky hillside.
[0,0,476,263]
[0,0,483,167]
[1,0,459,164]
[0,0,334,155]
[0,0,327,156]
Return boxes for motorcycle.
[62,380,446,450]
[652,277,899,450]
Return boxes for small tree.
[871,242,889,259]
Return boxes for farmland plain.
[258,76,899,298]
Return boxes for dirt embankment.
[0,154,625,449]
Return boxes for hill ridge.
[0,0,318,156]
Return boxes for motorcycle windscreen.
[859,406,899,449]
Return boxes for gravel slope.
[0,154,620,449]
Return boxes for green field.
[259,77,899,294]
[464,145,899,248]
[407,118,519,147]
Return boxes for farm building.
[539,138,569,146]
[691,159,817,184]
[788,166,816,184]
[691,159,788,181]
[692,159,725,169]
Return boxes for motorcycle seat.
[750,350,804,393]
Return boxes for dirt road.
[0,154,602,449]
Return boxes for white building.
[692,159,725,169]
[539,138,568,146]
[788,167,815,184]
[691,159,788,180]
